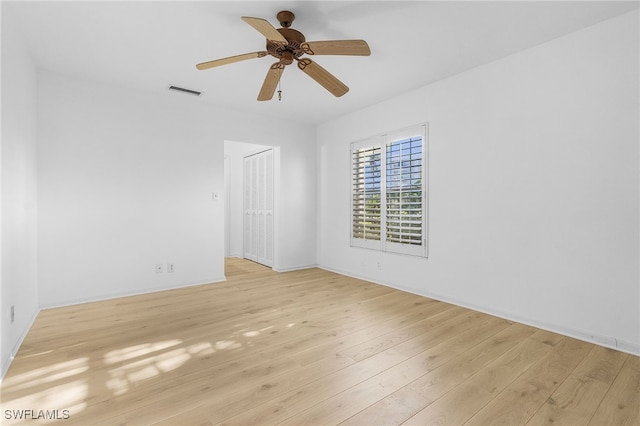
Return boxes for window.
[351,124,427,257]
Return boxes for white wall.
[37,71,316,307]
[317,10,640,354]
[1,6,40,377]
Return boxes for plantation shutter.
[350,125,427,257]
[386,136,423,246]
[351,138,383,250]
[384,126,426,256]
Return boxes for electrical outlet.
[10,305,15,324]
[155,264,163,273]
[167,263,174,273]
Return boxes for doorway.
[224,141,277,269]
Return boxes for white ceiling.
[6,1,639,125]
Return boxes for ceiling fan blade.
[196,51,268,70]
[301,40,371,56]
[241,16,288,44]
[258,63,285,101]
[297,58,348,97]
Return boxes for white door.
[243,149,274,267]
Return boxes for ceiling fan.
[196,10,371,101]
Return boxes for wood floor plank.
[51,311,406,422]
[77,291,445,423]
[526,346,629,425]
[402,329,560,425]
[7,275,399,380]
[464,336,593,425]
[215,348,411,426]
[347,323,539,426]
[1,258,638,426]
[279,317,516,425]
[405,323,540,404]
[338,305,464,362]
[213,309,499,425]
[338,386,429,426]
[589,355,640,425]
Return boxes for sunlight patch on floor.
[215,340,242,350]
[4,379,88,415]
[104,340,217,396]
[2,358,89,390]
[104,339,182,364]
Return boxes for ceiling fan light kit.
[196,10,370,101]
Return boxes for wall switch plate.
[167,263,175,273]
[10,305,15,323]
[155,264,163,273]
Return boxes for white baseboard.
[319,264,640,356]
[273,263,318,273]
[617,339,640,355]
[39,276,227,310]
[1,307,40,382]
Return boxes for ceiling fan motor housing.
[267,27,306,64]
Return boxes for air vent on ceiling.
[168,85,202,96]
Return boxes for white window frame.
[350,124,428,258]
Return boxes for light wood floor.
[1,258,638,425]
